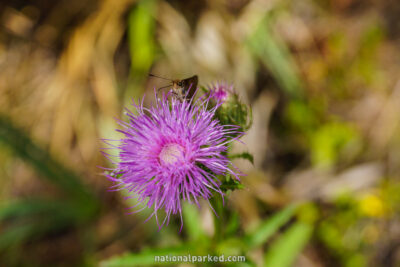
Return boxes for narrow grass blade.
[0,115,98,214]
[263,222,313,267]
[247,16,304,98]
[245,204,297,248]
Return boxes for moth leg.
[157,85,172,94]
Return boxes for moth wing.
[183,75,198,100]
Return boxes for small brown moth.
[149,74,198,101]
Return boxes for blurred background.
[1,0,400,266]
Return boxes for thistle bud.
[207,82,252,133]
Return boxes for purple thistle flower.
[102,94,241,230]
[208,81,234,102]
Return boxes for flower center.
[159,143,185,165]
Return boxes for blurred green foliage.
[0,115,99,265]
[248,15,304,98]
[128,0,156,74]
[102,203,311,267]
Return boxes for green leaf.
[245,204,297,248]
[230,152,254,165]
[220,179,244,192]
[263,222,313,267]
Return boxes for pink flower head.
[102,95,241,230]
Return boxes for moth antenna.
[149,73,172,81]
[157,84,172,93]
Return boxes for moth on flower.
[150,73,198,101]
